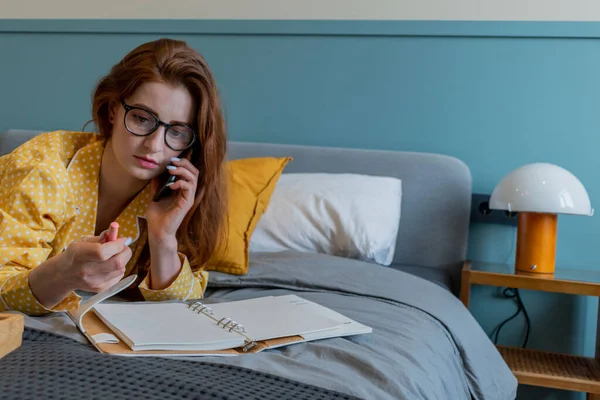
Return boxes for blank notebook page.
[93,302,244,350]
[207,295,342,341]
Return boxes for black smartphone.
[152,170,178,202]
[152,149,192,202]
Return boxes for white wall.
[1,0,600,21]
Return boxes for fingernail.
[166,165,177,170]
[124,237,133,246]
[165,182,174,187]
[170,157,181,162]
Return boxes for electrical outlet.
[470,193,518,226]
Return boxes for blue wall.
[1,19,599,399]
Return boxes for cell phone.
[152,171,177,202]
[152,149,192,202]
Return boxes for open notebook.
[67,275,372,356]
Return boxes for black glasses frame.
[121,99,196,151]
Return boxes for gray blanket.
[201,252,517,400]
[5,251,518,400]
[0,327,360,400]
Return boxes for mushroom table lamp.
[489,163,593,275]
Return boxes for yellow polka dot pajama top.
[0,131,208,316]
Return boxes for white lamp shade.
[489,163,593,216]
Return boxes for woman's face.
[108,81,195,182]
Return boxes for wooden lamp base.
[515,212,558,275]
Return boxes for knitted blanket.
[0,327,361,400]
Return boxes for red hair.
[91,38,228,270]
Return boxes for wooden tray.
[0,313,24,359]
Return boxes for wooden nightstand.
[460,261,600,399]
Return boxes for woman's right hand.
[29,234,133,310]
[61,235,133,293]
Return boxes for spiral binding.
[188,302,214,316]
[187,301,257,352]
[217,317,246,333]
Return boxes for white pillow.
[249,173,402,265]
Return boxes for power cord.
[474,228,530,347]
[490,287,531,348]
[490,228,532,347]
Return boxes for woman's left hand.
[145,157,199,240]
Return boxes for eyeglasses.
[121,99,196,151]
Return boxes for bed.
[0,129,518,400]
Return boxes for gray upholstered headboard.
[228,141,472,270]
[0,130,472,272]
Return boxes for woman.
[0,38,228,316]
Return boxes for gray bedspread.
[1,328,360,400]
[8,251,517,400]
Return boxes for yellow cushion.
[205,156,292,274]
